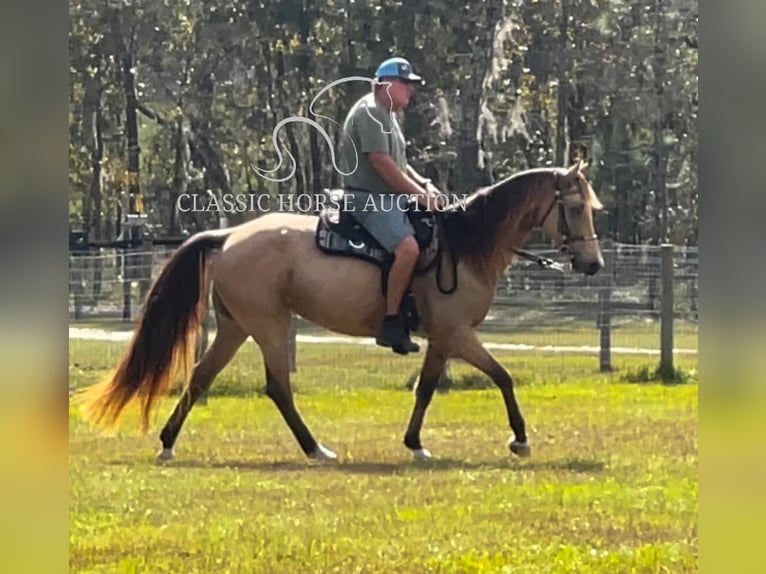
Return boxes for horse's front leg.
[403,341,449,460]
[452,330,530,457]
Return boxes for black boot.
[376,314,420,355]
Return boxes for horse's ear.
[580,158,592,172]
[566,162,580,178]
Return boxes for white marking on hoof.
[509,440,531,458]
[412,448,432,461]
[309,443,338,462]
[156,448,174,462]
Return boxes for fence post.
[121,247,132,322]
[69,231,89,320]
[660,244,675,376]
[647,244,659,311]
[598,239,614,372]
[687,247,698,322]
[138,238,152,304]
[70,253,85,320]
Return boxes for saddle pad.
[315,211,392,266]
[315,202,437,269]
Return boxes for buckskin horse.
[80,161,604,462]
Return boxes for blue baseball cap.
[374,57,424,84]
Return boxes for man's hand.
[423,181,448,210]
[371,158,449,210]
[415,191,446,211]
[370,153,432,200]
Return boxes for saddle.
[315,189,440,333]
[315,190,438,267]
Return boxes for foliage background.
[69,0,698,245]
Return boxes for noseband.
[538,175,599,246]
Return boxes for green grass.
[68,338,698,397]
[69,340,697,573]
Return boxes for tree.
[68,0,698,245]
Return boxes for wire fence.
[68,241,698,378]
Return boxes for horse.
[79,160,604,462]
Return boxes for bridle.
[537,173,599,247]
[510,172,598,270]
[438,171,602,284]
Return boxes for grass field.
[69,338,698,573]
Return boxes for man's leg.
[376,235,420,354]
[387,236,419,316]
[376,236,420,355]
[348,198,420,354]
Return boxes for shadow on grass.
[107,456,605,475]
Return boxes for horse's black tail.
[78,230,230,431]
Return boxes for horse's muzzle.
[572,256,604,276]
[585,260,603,275]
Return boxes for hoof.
[412,448,432,461]
[309,443,338,462]
[156,448,174,462]
[509,440,531,458]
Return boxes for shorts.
[344,189,415,253]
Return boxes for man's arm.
[406,164,445,197]
[369,152,432,204]
[354,105,444,207]
[405,165,430,187]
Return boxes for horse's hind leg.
[252,316,337,461]
[157,311,247,460]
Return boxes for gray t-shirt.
[340,92,407,194]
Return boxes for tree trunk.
[653,0,668,243]
[334,1,358,189]
[189,60,234,229]
[455,2,500,194]
[455,84,481,194]
[92,101,104,241]
[555,0,570,166]
[169,60,191,234]
[274,43,306,201]
[300,0,322,197]
[109,7,142,225]
[81,63,105,303]
[118,47,141,215]
[190,124,234,227]
[567,84,589,164]
[81,67,104,241]
[262,40,305,200]
[170,119,188,235]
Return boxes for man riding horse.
[341,57,447,354]
[80,55,606,464]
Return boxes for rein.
[423,174,599,292]
[414,212,457,294]
[510,176,597,272]
[510,248,566,272]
